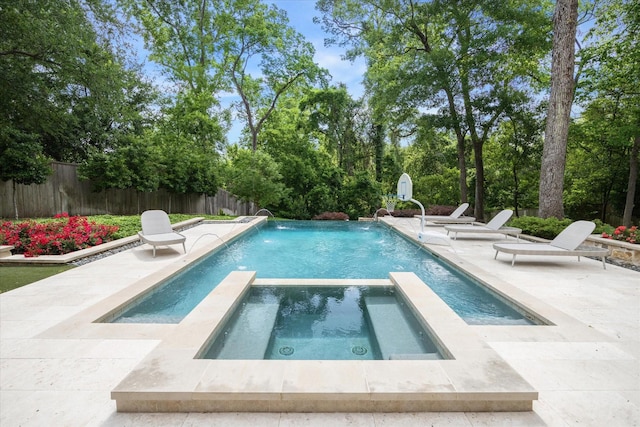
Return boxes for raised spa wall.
[110,271,538,413]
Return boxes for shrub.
[508,216,573,240]
[602,225,638,244]
[509,216,609,240]
[389,209,422,218]
[0,213,119,257]
[312,212,349,220]
[424,205,458,216]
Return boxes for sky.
[267,0,366,98]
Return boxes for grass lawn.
[0,265,75,293]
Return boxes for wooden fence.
[0,162,255,218]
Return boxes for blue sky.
[268,0,366,98]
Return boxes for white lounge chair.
[421,203,476,224]
[138,210,186,257]
[493,220,610,269]
[445,209,521,240]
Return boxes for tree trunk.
[623,135,639,226]
[538,0,578,219]
[472,139,484,219]
[444,88,468,204]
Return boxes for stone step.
[364,296,428,360]
[216,302,280,359]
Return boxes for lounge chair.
[493,220,610,269]
[138,210,186,257]
[445,209,521,240]
[421,203,476,224]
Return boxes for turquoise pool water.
[202,286,442,360]
[113,221,533,325]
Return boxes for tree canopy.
[2,0,638,224]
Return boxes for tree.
[1,0,154,162]
[0,130,52,219]
[301,86,370,176]
[538,0,579,219]
[575,0,639,225]
[259,95,343,218]
[224,148,287,209]
[485,107,544,216]
[225,2,324,152]
[120,0,231,150]
[317,0,551,218]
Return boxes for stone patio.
[1,216,638,426]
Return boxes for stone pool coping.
[108,272,537,412]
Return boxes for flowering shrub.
[0,213,119,257]
[602,225,638,244]
[312,212,350,220]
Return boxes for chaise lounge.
[493,220,610,269]
[422,203,475,224]
[138,210,186,258]
[444,209,521,241]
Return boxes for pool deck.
[1,217,639,426]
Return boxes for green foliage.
[508,216,573,240]
[0,132,51,186]
[0,0,155,162]
[0,129,52,218]
[507,216,609,240]
[338,171,381,219]
[484,110,544,213]
[224,148,287,208]
[317,0,552,217]
[569,0,640,223]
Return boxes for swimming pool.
[112,221,534,325]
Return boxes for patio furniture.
[493,220,610,269]
[445,209,521,241]
[422,203,476,224]
[138,210,186,258]
[0,245,14,258]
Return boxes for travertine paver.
[1,217,638,426]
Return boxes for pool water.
[113,221,533,325]
[201,286,442,360]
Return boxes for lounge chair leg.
[152,246,156,258]
[182,242,186,253]
[511,255,516,266]
[494,250,498,260]
[602,256,606,270]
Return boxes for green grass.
[0,265,75,293]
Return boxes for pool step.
[364,296,430,360]
[216,302,280,359]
